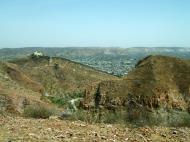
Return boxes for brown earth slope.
[82,55,190,123]
[10,56,118,96]
[0,56,117,114]
[0,61,50,114]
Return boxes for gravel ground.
[0,115,190,142]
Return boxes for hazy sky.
[0,0,190,48]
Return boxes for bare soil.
[0,115,190,142]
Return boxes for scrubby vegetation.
[127,107,190,127]
[48,91,84,108]
[63,109,127,124]
[1,52,190,129]
[23,104,55,119]
[64,108,190,127]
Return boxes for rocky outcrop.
[81,80,129,110]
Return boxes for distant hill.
[82,55,190,124]
[0,47,190,59]
[1,47,190,76]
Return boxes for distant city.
[70,56,135,76]
[1,47,190,76]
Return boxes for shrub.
[54,63,59,70]
[167,111,190,127]
[48,91,84,108]
[67,109,100,124]
[23,104,54,119]
[49,96,67,107]
[66,109,127,124]
[127,107,190,127]
[100,110,127,124]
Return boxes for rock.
[106,124,113,128]
[161,133,167,137]
[46,128,52,132]
[59,111,72,119]
[49,115,59,120]
[125,138,129,141]
[101,136,107,140]
[56,134,66,139]
[28,133,39,139]
[79,124,86,127]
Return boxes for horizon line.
[0,46,189,49]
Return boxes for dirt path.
[0,115,190,142]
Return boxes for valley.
[0,47,190,141]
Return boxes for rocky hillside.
[1,54,190,141]
[0,55,117,114]
[82,55,190,123]
[10,56,118,95]
[0,61,50,114]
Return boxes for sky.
[0,0,190,48]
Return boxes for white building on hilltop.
[33,51,43,57]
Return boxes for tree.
[54,63,59,70]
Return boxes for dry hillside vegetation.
[1,55,190,141]
[0,55,117,115]
[10,56,118,95]
[82,55,190,125]
[0,62,51,114]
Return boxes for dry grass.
[23,104,55,119]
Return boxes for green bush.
[49,96,67,106]
[167,111,190,127]
[23,104,54,119]
[49,91,84,108]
